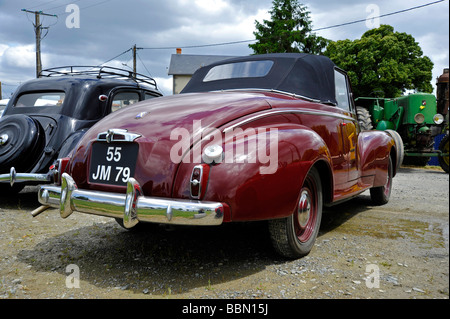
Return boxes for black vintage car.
[0,66,162,192]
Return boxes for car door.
[334,69,360,187]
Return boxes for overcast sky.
[0,0,448,98]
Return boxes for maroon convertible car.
[7,53,403,258]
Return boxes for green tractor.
[355,69,449,173]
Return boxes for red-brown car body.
[32,53,402,258]
[70,90,395,221]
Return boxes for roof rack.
[39,65,158,90]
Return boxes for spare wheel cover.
[0,115,44,173]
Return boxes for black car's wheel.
[0,115,44,174]
[269,167,323,259]
[370,157,393,205]
[438,134,449,174]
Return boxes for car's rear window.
[14,92,65,107]
[203,60,273,82]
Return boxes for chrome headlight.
[433,114,444,125]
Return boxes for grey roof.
[168,54,238,75]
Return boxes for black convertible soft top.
[181,53,338,105]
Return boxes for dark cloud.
[0,0,448,98]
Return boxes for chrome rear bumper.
[0,167,51,186]
[36,173,224,228]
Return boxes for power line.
[136,52,167,95]
[42,0,83,12]
[26,0,60,10]
[140,39,255,50]
[77,0,113,12]
[98,48,133,66]
[98,0,447,65]
[50,0,114,15]
[25,0,114,15]
[312,0,446,32]
[140,0,447,50]
[136,52,153,78]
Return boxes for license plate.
[89,142,139,186]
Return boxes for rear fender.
[172,123,333,222]
[358,130,395,187]
[385,129,404,177]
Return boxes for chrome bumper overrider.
[36,173,224,228]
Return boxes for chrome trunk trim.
[96,129,141,143]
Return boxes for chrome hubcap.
[0,134,8,146]
[297,190,311,228]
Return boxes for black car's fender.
[58,130,88,159]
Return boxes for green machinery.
[355,90,449,173]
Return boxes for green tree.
[249,0,329,54]
[325,25,433,98]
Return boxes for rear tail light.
[190,164,210,199]
[50,157,70,186]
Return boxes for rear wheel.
[269,167,323,259]
[438,134,449,173]
[370,157,393,205]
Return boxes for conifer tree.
[249,0,328,54]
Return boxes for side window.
[334,71,350,111]
[111,91,140,113]
[145,93,158,100]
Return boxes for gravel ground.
[0,166,448,300]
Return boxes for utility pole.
[131,45,144,79]
[21,9,57,78]
[133,44,137,79]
